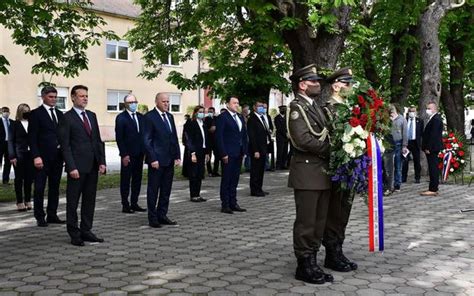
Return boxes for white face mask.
[408,112,415,118]
[426,109,433,116]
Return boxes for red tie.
[81,111,91,137]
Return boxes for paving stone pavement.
[0,171,473,295]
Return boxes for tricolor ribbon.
[367,133,384,252]
[441,151,453,182]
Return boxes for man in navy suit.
[115,94,146,214]
[421,101,443,196]
[216,96,248,214]
[402,106,424,183]
[143,93,181,228]
[1,106,14,184]
[28,86,65,227]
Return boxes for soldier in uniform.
[322,67,358,272]
[287,64,333,284]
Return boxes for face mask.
[207,112,214,118]
[426,109,433,116]
[339,86,353,98]
[305,83,321,98]
[262,108,267,114]
[197,112,205,119]
[2,112,9,119]
[280,110,286,115]
[257,106,265,114]
[128,103,138,113]
[408,112,415,118]
[23,111,30,120]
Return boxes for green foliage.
[0,0,117,76]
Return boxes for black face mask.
[279,110,286,115]
[305,83,321,98]
[22,112,31,120]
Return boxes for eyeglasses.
[126,101,139,104]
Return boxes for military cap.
[289,64,323,82]
[326,67,353,84]
[278,105,287,109]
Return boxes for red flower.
[453,162,460,168]
[459,142,463,148]
[439,153,445,159]
[450,158,455,164]
[453,138,458,143]
[458,151,465,157]
[446,144,452,149]
[449,133,455,138]
[349,117,361,127]
[352,107,361,115]
[438,163,443,169]
[358,95,366,107]
[368,89,377,99]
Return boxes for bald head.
[155,92,170,112]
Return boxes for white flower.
[353,125,364,136]
[461,160,465,164]
[360,130,369,139]
[349,150,357,158]
[342,133,351,143]
[450,168,454,172]
[343,143,354,154]
[348,128,355,136]
[453,143,458,148]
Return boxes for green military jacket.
[287,93,331,190]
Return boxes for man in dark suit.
[204,107,220,177]
[143,93,181,228]
[59,85,106,246]
[216,96,248,214]
[274,105,289,170]
[402,106,423,183]
[262,103,275,172]
[115,94,146,214]
[421,101,443,196]
[28,86,65,226]
[247,100,271,197]
[1,106,14,184]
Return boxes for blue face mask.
[197,112,205,119]
[207,112,214,118]
[128,103,138,113]
[262,108,267,114]
[257,106,265,114]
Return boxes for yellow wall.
[0,13,201,140]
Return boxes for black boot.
[337,244,358,270]
[310,252,334,282]
[324,246,351,272]
[295,254,325,284]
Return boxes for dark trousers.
[220,156,242,209]
[426,152,440,192]
[0,140,11,183]
[13,152,34,204]
[189,154,205,198]
[293,189,330,258]
[33,151,63,220]
[120,155,144,207]
[276,136,288,169]
[147,164,174,224]
[206,146,220,175]
[402,140,421,182]
[323,184,354,249]
[66,169,98,239]
[250,154,265,194]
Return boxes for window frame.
[105,40,131,62]
[169,93,182,113]
[107,89,132,113]
[161,53,181,67]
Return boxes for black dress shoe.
[131,205,146,212]
[231,205,247,212]
[71,238,85,246]
[81,232,104,243]
[263,191,270,195]
[198,197,207,202]
[213,173,221,177]
[250,192,265,197]
[46,216,65,224]
[149,222,162,228]
[37,220,48,227]
[158,216,177,225]
[190,197,200,202]
[221,207,234,214]
[122,206,135,214]
[415,179,420,184]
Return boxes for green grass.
[0,166,185,203]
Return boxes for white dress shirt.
[197,119,206,148]
[126,109,140,132]
[43,104,58,122]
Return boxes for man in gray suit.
[59,85,106,246]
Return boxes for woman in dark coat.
[184,106,210,202]
[8,103,34,211]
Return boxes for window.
[160,52,180,66]
[169,93,181,112]
[106,40,130,61]
[37,86,68,111]
[107,90,131,112]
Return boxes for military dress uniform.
[322,67,358,272]
[287,64,333,284]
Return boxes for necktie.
[81,111,91,137]
[233,114,241,131]
[408,118,414,140]
[50,108,58,125]
[132,113,139,132]
[162,113,172,133]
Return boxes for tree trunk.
[418,0,465,121]
[440,37,465,134]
